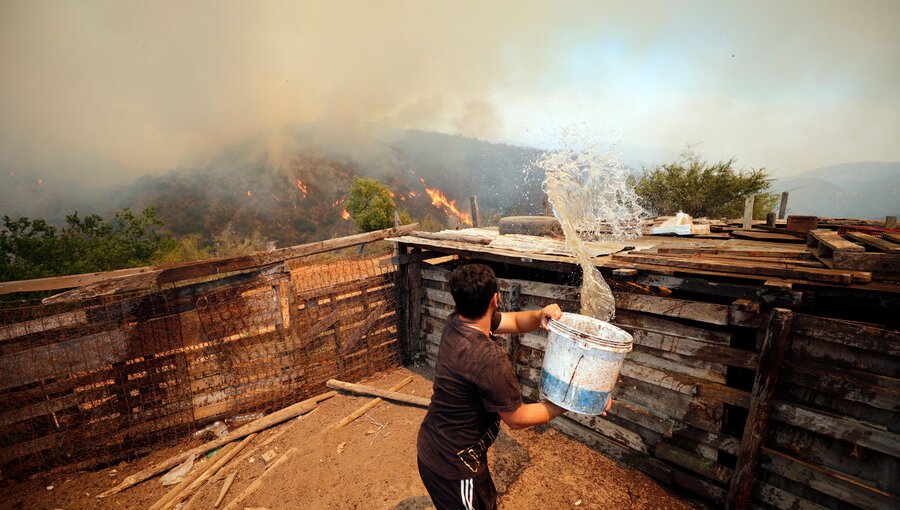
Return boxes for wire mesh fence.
[0,251,401,478]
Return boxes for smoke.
[0,0,897,188]
[0,1,579,181]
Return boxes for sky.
[0,0,898,184]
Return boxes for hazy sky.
[1,0,897,182]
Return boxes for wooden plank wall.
[417,266,899,509]
[0,260,402,478]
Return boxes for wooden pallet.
[807,229,900,273]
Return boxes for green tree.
[1,207,175,282]
[345,177,397,232]
[634,149,777,219]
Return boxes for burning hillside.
[112,129,543,245]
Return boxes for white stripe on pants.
[459,478,474,510]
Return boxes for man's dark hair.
[448,264,498,319]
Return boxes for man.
[417,263,609,510]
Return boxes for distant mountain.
[774,162,899,219]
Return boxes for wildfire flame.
[296,178,308,198]
[408,191,417,198]
[332,197,346,208]
[341,208,351,220]
[37,178,44,187]
[418,177,472,225]
[247,190,253,198]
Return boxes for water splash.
[537,132,646,320]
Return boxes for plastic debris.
[193,421,228,440]
[161,453,195,486]
[650,211,710,236]
[225,412,265,425]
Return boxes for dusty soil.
[2,366,696,510]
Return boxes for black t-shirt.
[417,311,523,479]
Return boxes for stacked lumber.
[807,229,900,275]
[411,262,899,509]
[418,267,758,504]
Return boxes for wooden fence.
[0,226,415,478]
[412,265,898,510]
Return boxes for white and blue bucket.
[540,313,633,415]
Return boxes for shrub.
[635,149,777,219]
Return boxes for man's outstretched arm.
[498,401,567,430]
[499,398,612,430]
[494,304,562,334]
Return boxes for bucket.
[540,313,633,415]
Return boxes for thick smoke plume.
[1,1,897,187]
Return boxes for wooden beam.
[470,195,481,228]
[96,391,334,497]
[221,447,297,510]
[778,192,789,220]
[326,379,430,407]
[742,195,755,229]
[335,376,414,428]
[726,308,794,510]
[43,224,417,303]
[615,252,859,284]
[0,266,152,296]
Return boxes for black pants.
[417,456,498,510]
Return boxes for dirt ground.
[2,366,697,510]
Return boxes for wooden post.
[392,211,401,257]
[778,192,789,220]
[742,196,755,229]
[408,248,424,361]
[886,216,897,229]
[470,195,481,228]
[397,243,411,363]
[765,212,776,227]
[725,308,794,510]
